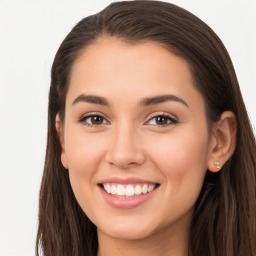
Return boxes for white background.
[0,0,255,255]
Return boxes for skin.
[56,37,237,256]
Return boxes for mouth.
[98,179,160,209]
[99,183,160,198]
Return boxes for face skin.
[56,37,236,256]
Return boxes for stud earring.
[214,161,220,169]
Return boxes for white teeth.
[142,184,148,194]
[110,185,117,195]
[148,184,155,192]
[103,183,157,197]
[126,185,135,196]
[134,185,142,195]
[116,185,125,196]
[104,184,111,193]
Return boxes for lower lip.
[99,185,159,209]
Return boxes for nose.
[105,123,146,169]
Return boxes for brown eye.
[91,116,104,125]
[80,114,108,127]
[147,114,178,126]
[155,116,169,125]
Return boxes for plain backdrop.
[0,0,255,255]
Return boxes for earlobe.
[55,114,69,169]
[207,111,237,173]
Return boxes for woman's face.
[59,37,215,241]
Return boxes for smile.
[98,178,160,209]
[102,183,157,197]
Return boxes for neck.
[97,218,191,256]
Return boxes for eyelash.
[146,113,178,127]
[79,112,178,128]
[79,112,109,127]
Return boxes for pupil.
[156,116,167,125]
[92,116,102,124]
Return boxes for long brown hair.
[36,1,256,255]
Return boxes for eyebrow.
[72,94,189,108]
[140,94,189,108]
[72,94,110,106]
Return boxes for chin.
[100,226,155,241]
[96,215,161,241]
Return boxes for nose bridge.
[106,120,145,168]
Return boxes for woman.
[36,1,256,255]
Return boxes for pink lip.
[98,183,159,209]
[98,177,158,185]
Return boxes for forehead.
[72,37,192,79]
[67,37,205,111]
[72,37,192,82]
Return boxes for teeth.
[134,185,142,195]
[103,183,156,197]
[142,184,148,194]
[104,184,111,193]
[116,185,125,196]
[126,185,134,196]
[110,185,117,195]
[148,184,155,192]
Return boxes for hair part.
[36,1,256,255]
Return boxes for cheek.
[147,127,209,196]
[149,124,209,171]
[144,129,209,223]
[64,127,106,173]
[64,130,106,210]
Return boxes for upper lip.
[98,177,160,185]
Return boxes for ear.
[207,111,237,172]
[55,114,69,169]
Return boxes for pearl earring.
[214,161,220,169]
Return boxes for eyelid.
[79,111,110,127]
[78,111,178,128]
[145,112,178,126]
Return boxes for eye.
[79,113,108,127]
[146,114,178,127]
